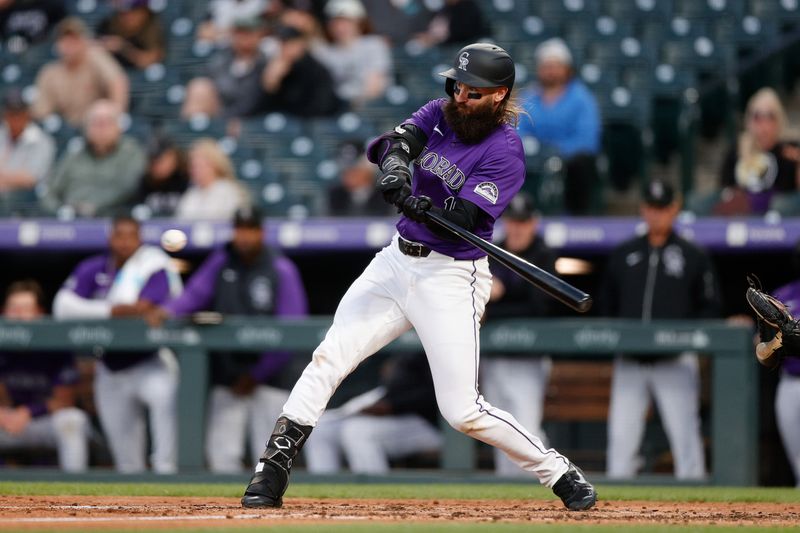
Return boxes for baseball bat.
[424,210,592,313]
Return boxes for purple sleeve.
[273,256,308,317]
[773,281,800,314]
[366,100,443,166]
[249,256,308,383]
[458,131,526,220]
[405,99,444,139]
[139,270,173,305]
[61,255,107,298]
[164,249,228,316]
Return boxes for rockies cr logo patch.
[474,181,499,204]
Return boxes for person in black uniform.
[601,179,721,479]
[481,192,556,477]
[148,206,309,473]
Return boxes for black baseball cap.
[1,88,27,112]
[642,179,676,207]
[275,25,304,41]
[233,205,264,228]
[503,192,538,220]
[336,139,366,168]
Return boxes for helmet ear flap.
[445,78,455,97]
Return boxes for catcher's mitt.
[746,275,800,367]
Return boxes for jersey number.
[444,196,456,211]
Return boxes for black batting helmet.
[439,43,515,98]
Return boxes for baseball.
[160,229,188,253]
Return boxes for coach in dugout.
[600,179,721,480]
[147,206,308,473]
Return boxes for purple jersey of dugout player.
[771,281,800,375]
[163,248,308,381]
[368,98,526,260]
[65,255,173,371]
[0,351,78,417]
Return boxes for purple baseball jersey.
[164,247,308,383]
[0,351,78,417]
[62,254,174,371]
[374,98,526,260]
[64,254,172,304]
[771,280,800,375]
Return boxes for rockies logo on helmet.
[458,52,470,71]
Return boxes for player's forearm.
[53,290,112,319]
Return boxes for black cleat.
[240,417,312,509]
[241,461,287,508]
[552,464,597,511]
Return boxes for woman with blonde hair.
[175,138,250,220]
[715,87,800,215]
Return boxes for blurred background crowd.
[2,0,800,220]
[2,0,800,486]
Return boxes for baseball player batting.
[241,43,597,511]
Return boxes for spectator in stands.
[764,243,800,488]
[361,0,430,46]
[32,17,129,126]
[41,100,145,217]
[96,0,165,70]
[408,0,488,50]
[0,280,89,472]
[518,38,601,215]
[261,23,343,117]
[304,351,441,474]
[313,0,392,107]
[0,88,56,214]
[326,139,392,216]
[131,135,189,218]
[175,138,249,221]
[601,179,721,480]
[146,206,308,473]
[481,192,554,477]
[713,87,800,216]
[197,0,268,45]
[182,16,269,121]
[0,0,65,51]
[53,214,183,473]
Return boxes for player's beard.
[443,97,503,145]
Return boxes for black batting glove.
[376,166,412,206]
[401,194,432,223]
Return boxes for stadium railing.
[0,317,755,485]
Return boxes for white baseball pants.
[205,384,289,473]
[0,407,89,471]
[606,353,706,479]
[95,353,179,473]
[304,410,442,474]
[775,373,800,487]
[282,235,571,486]
[481,356,551,477]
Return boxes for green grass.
[1,481,800,503]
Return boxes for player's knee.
[339,417,380,447]
[440,405,483,435]
[52,408,90,437]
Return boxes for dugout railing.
[0,318,755,485]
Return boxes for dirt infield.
[0,495,798,529]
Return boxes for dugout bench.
[0,318,755,485]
